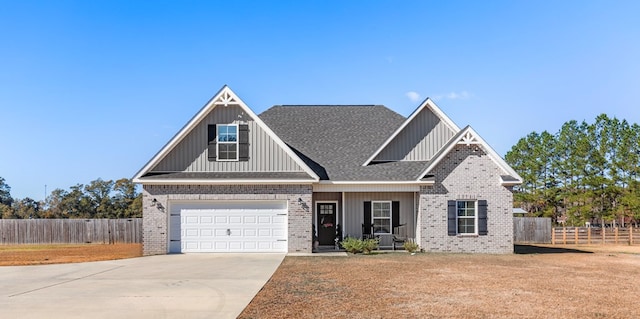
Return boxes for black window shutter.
[207,124,217,161]
[478,200,488,235]
[363,201,372,235]
[238,124,249,161]
[447,200,457,236]
[392,201,400,230]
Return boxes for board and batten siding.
[151,105,304,173]
[342,192,416,240]
[374,108,455,161]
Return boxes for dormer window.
[217,124,238,161]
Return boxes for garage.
[169,201,288,253]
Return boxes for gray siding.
[151,105,304,173]
[342,192,416,241]
[374,107,456,161]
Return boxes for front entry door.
[317,203,337,245]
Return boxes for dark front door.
[317,203,337,245]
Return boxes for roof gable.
[417,125,523,185]
[133,86,320,182]
[363,98,460,165]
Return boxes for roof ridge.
[273,104,386,107]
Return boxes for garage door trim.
[168,200,288,253]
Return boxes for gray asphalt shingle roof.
[259,105,429,181]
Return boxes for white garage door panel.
[169,201,288,253]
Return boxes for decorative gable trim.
[213,89,240,106]
[362,98,461,166]
[133,85,320,182]
[416,126,523,186]
[458,130,481,146]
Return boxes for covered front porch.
[311,188,419,251]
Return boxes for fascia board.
[133,86,228,181]
[246,104,321,182]
[133,85,320,182]
[414,127,465,180]
[417,126,523,184]
[317,180,434,185]
[362,98,461,166]
[136,179,317,185]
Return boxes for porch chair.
[362,223,376,240]
[392,224,407,251]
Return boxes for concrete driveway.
[0,253,285,319]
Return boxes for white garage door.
[169,201,288,253]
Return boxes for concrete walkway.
[0,253,285,319]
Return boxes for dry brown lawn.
[0,243,142,266]
[240,245,640,319]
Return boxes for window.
[363,201,399,236]
[448,200,487,236]
[217,124,238,161]
[372,201,391,234]
[208,124,249,162]
[456,200,477,235]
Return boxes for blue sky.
[1,1,639,200]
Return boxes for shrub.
[341,237,364,254]
[403,240,419,253]
[362,238,379,254]
[340,237,379,254]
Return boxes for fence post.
[630,227,633,245]
[552,227,556,245]
[615,227,619,244]
[587,227,591,244]
[562,227,566,244]
[574,227,578,244]
[602,227,606,244]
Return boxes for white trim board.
[313,183,425,193]
[133,85,320,183]
[416,125,523,185]
[137,179,317,185]
[314,200,340,245]
[363,98,461,166]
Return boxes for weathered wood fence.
[0,219,142,244]
[551,227,640,245]
[514,217,552,243]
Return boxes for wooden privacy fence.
[513,217,552,244]
[0,219,142,244]
[552,227,640,245]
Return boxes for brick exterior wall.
[419,145,514,254]
[142,184,313,256]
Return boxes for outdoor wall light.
[151,198,165,212]
[297,197,309,212]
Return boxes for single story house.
[134,86,522,255]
